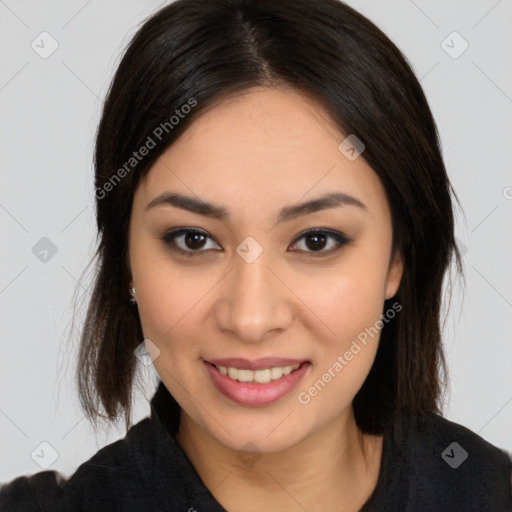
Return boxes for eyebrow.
[144,191,367,223]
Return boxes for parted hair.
[75,0,464,434]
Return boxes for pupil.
[306,234,326,251]
[186,232,205,249]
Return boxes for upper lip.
[205,357,308,370]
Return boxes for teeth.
[254,369,271,383]
[237,369,254,382]
[270,367,283,380]
[216,364,301,384]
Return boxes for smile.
[204,359,310,406]
[215,364,301,384]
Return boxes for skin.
[128,85,404,511]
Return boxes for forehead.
[170,86,344,167]
[136,86,389,219]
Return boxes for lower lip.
[205,361,310,406]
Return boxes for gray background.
[1,0,511,481]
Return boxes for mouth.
[213,362,302,384]
[204,359,310,406]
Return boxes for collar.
[149,378,181,435]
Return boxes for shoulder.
[0,470,66,512]
[0,418,154,512]
[394,413,512,510]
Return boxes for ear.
[384,249,404,300]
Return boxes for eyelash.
[161,228,351,258]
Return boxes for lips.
[204,358,310,406]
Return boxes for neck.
[175,407,383,512]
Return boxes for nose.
[213,246,294,344]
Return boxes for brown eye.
[162,229,220,254]
[289,230,350,256]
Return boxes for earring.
[129,287,137,305]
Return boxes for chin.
[202,410,312,454]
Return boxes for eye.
[161,228,351,257]
[162,228,220,255]
[289,229,350,256]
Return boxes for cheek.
[307,260,390,341]
[137,274,203,344]
[298,271,386,408]
[136,272,205,395]
[130,238,202,346]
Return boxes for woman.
[1,0,510,510]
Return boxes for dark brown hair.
[74,0,464,434]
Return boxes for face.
[128,86,403,453]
